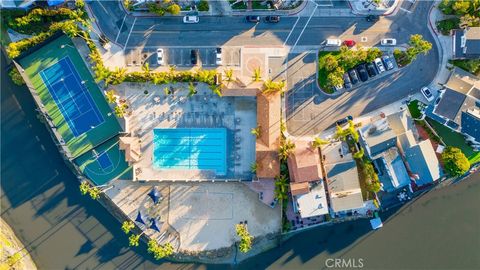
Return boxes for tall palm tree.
[312,137,329,148]
[279,139,295,161]
[224,68,234,82]
[252,67,261,82]
[274,175,289,201]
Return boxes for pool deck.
[116,82,257,181]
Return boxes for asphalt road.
[88,0,440,136]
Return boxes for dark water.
[1,50,479,270]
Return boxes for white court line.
[115,15,127,43]
[124,17,137,48]
[96,0,109,14]
[400,7,412,13]
[292,6,318,51]
[283,16,301,46]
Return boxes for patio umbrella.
[150,218,160,232]
[135,211,145,225]
[148,187,160,204]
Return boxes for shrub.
[442,146,470,176]
[437,18,460,35]
[235,224,253,253]
[198,0,210,11]
[167,4,181,15]
[9,67,25,85]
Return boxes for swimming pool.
[153,128,227,175]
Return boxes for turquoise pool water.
[153,128,227,175]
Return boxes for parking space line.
[400,7,412,13]
[284,17,300,46]
[115,15,127,43]
[292,6,317,51]
[124,17,136,48]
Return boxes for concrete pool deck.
[115,82,257,181]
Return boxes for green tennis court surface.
[18,35,121,158]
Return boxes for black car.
[265,15,280,23]
[190,49,198,65]
[356,64,369,82]
[348,69,359,85]
[366,62,378,77]
[343,73,352,89]
[366,15,379,22]
[246,15,260,23]
[336,115,354,126]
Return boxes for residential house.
[0,0,64,9]
[453,27,480,59]
[322,141,364,214]
[287,140,328,218]
[360,109,442,190]
[426,67,480,144]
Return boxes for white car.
[421,86,434,102]
[183,15,199,24]
[374,58,385,73]
[156,48,164,65]
[215,48,222,65]
[325,39,342,47]
[380,38,397,46]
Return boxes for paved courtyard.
[116,82,256,181]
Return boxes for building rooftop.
[359,117,398,158]
[375,148,410,192]
[454,28,480,59]
[294,181,329,218]
[461,108,480,142]
[287,140,323,184]
[405,140,443,186]
[434,88,469,121]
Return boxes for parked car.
[374,58,385,73]
[336,115,354,126]
[156,48,164,66]
[343,73,352,89]
[190,49,198,65]
[265,15,280,23]
[325,39,342,46]
[380,38,397,46]
[356,64,369,82]
[183,15,199,24]
[348,69,359,84]
[381,55,394,70]
[366,15,379,22]
[421,86,434,102]
[343,39,356,47]
[215,48,222,65]
[366,62,378,77]
[246,15,260,23]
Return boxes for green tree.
[407,34,433,60]
[167,4,181,15]
[452,0,471,15]
[235,224,253,253]
[460,14,480,28]
[364,162,381,193]
[250,162,258,173]
[319,54,339,72]
[198,0,209,11]
[187,82,197,97]
[366,47,383,62]
[441,146,470,176]
[327,70,344,87]
[129,234,141,247]
[263,79,286,94]
[105,90,117,104]
[209,84,222,97]
[251,126,261,138]
[353,148,365,159]
[88,186,101,200]
[9,67,25,85]
[79,181,90,195]
[274,175,289,201]
[224,68,234,82]
[122,220,135,234]
[106,67,126,85]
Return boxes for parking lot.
[125,46,241,68]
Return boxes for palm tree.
[121,220,134,234]
[187,82,197,97]
[79,181,108,200]
[263,79,286,94]
[89,187,101,200]
[224,68,234,82]
[250,162,258,174]
[251,126,261,138]
[209,84,222,97]
[252,67,261,82]
[279,139,295,161]
[312,137,329,148]
[79,181,90,195]
[274,175,289,201]
[129,234,141,247]
[105,90,117,104]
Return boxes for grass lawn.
[229,0,246,9]
[317,51,340,94]
[426,118,476,157]
[449,59,480,76]
[407,100,424,119]
[468,152,480,165]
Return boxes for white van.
[325,39,342,46]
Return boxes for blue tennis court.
[40,57,104,137]
[153,128,227,175]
